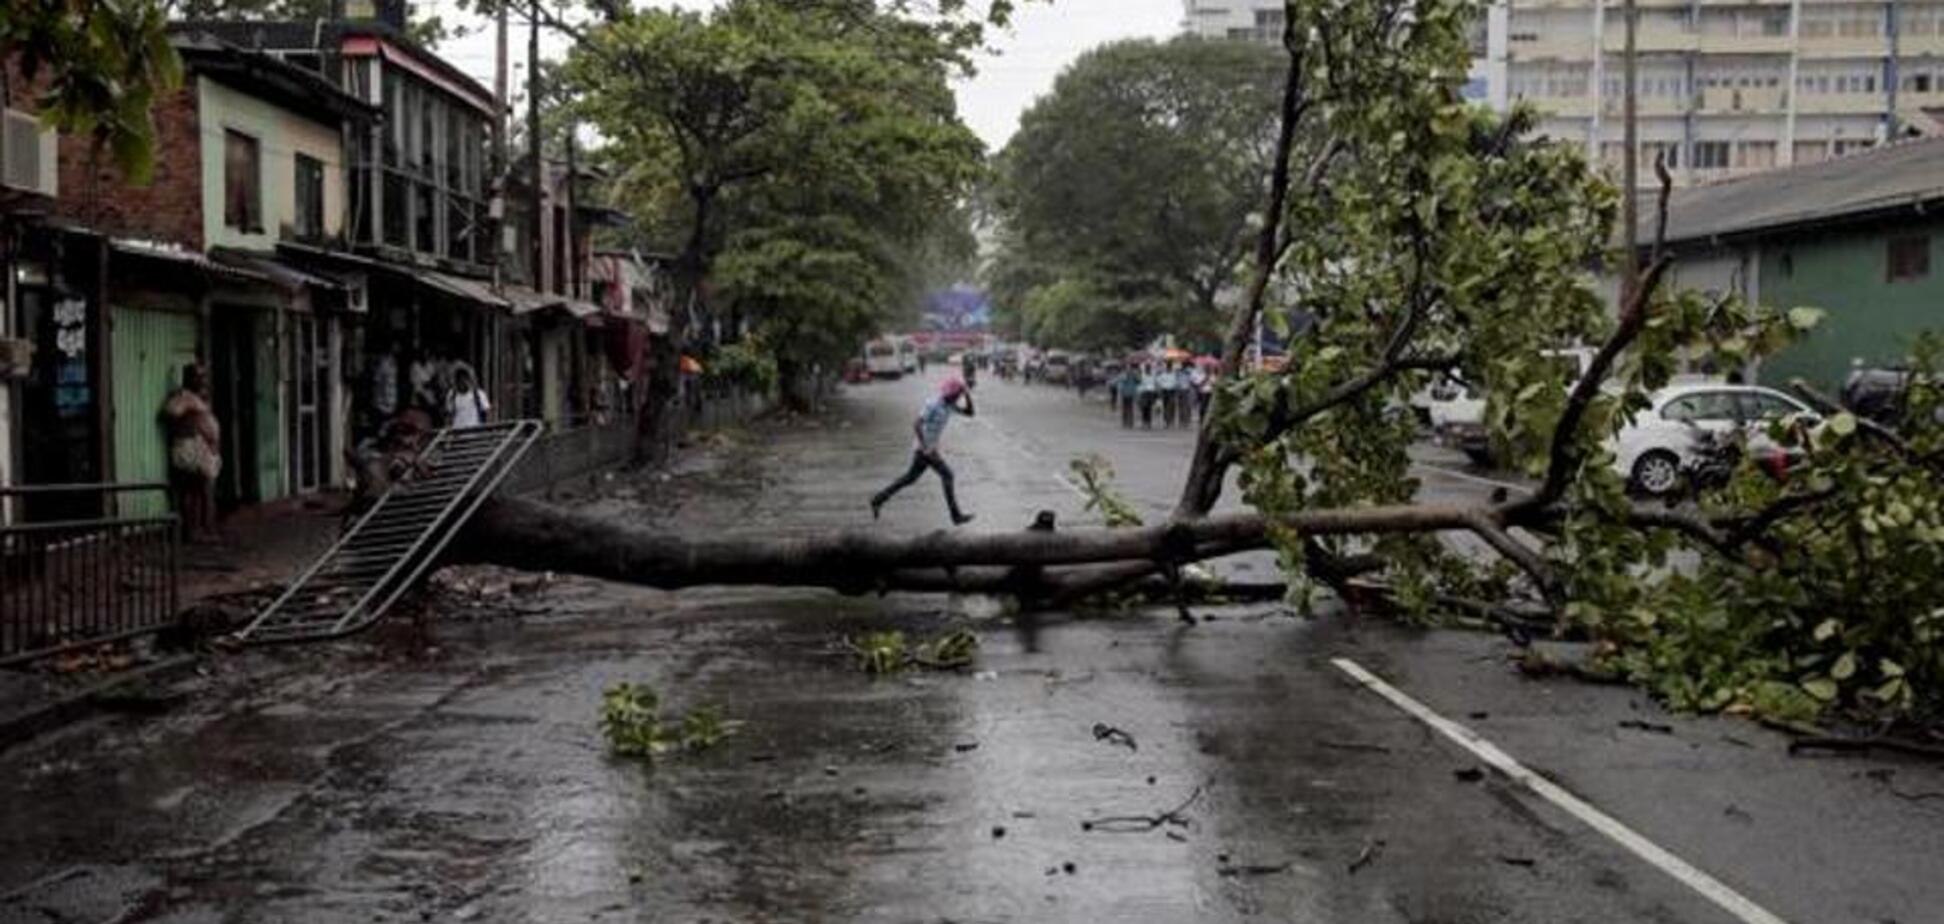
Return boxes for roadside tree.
[988,38,1286,351]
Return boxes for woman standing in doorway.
[162,363,221,542]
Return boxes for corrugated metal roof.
[109,239,273,286]
[1647,137,1944,246]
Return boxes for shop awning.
[506,287,601,321]
[209,247,349,295]
[110,239,273,286]
[419,269,508,310]
[505,288,566,315]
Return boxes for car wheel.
[1630,450,1683,496]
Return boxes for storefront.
[5,227,109,522]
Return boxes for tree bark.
[1174,9,1309,521]
[454,495,1480,595]
[634,184,716,466]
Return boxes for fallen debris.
[1787,733,1944,761]
[1452,767,1484,783]
[1091,722,1138,752]
[1348,838,1386,874]
[1496,855,1536,868]
[1218,861,1292,877]
[1081,786,1203,833]
[1864,768,1944,802]
[1318,739,1391,755]
[1618,719,1675,735]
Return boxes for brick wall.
[51,81,204,250]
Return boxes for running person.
[871,376,976,525]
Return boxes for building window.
[294,154,325,240]
[224,130,262,232]
[1888,236,1930,282]
[1692,141,1731,169]
[1736,141,1776,169]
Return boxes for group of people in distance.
[1111,362,1211,430]
[344,346,496,525]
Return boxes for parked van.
[863,338,904,378]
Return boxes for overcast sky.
[429,0,1184,152]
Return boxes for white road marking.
[968,415,1093,501]
[1330,657,1790,924]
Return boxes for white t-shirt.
[449,388,491,428]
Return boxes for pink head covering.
[940,376,967,398]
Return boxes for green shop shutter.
[111,307,199,517]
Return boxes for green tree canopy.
[564,0,985,408]
[2,0,181,182]
[987,37,1286,351]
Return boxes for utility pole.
[528,0,544,292]
[565,126,578,299]
[492,0,508,287]
[1620,0,1640,303]
[1887,0,1901,140]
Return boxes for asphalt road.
[1,372,1939,924]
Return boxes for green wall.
[111,306,200,517]
[1758,218,1944,390]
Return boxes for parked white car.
[1612,382,1817,495]
[1430,347,1598,467]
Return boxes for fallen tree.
[456,0,1944,725]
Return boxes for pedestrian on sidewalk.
[1157,363,1179,428]
[447,364,492,429]
[1137,365,1157,429]
[162,362,221,542]
[1188,363,1211,424]
[871,376,976,526]
[1115,366,1139,428]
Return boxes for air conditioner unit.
[1,109,58,198]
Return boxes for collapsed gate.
[235,420,541,644]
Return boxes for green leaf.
[1812,618,1840,642]
[1881,658,1906,678]
[1830,651,1857,681]
[1801,677,1839,702]
[1827,413,1857,437]
[1786,307,1825,331]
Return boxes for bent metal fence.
[0,484,179,666]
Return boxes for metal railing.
[0,484,179,666]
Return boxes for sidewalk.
[0,494,348,749]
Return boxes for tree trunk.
[634,185,715,466]
[453,495,1479,596]
[1175,14,1308,520]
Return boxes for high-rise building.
[1507,1,1939,184]
[1180,0,1510,109]
[1183,0,1944,185]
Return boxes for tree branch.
[1503,160,1676,520]
[1175,13,1310,519]
[1463,512,1558,604]
[458,497,1484,595]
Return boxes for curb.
[0,654,202,754]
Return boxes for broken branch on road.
[1081,786,1204,833]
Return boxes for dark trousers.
[1139,393,1156,428]
[1120,394,1135,428]
[874,450,964,518]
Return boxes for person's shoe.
[952,512,975,526]
[870,497,884,520]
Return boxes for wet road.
[3,373,1941,924]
